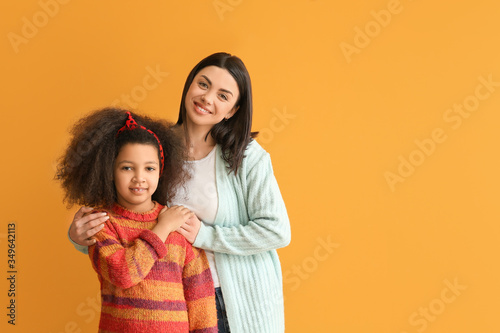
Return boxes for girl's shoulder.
[90,207,113,217]
[164,232,199,264]
[166,231,190,247]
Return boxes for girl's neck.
[115,199,156,214]
[113,201,161,221]
[183,122,216,160]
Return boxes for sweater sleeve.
[193,152,291,256]
[67,227,89,255]
[182,245,217,332]
[88,220,167,289]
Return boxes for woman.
[69,52,291,332]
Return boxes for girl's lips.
[130,188,147,195]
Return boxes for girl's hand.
[177,215,201,244]
[153,205,194,242]
[69,206,109,246]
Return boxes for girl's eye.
[146,167,156,172]
[122,166,132,171]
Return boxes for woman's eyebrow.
[220,88,233,96]
[201,75,212,85]
[201,75,233,96]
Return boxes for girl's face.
[113,143,160,213]
[184,65,240,130]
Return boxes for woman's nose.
[201,92,213,105]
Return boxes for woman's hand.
[69,207,109,246]
[153,205,194,242]
[177,215,201,244]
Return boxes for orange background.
[1,0,500,332]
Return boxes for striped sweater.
[88,201,217,333]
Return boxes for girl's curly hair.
[56,107,188,209]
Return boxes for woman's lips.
[194,102,211,115]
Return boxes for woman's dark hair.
[56,107,187,209]
[176,52,258,174]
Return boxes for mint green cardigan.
[71,140,291,332]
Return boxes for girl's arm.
[186,153,291,256]
[182,245,217,332]
[89,206,193,289]
[89,221,168,289]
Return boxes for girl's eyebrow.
[201,75,234,96]
[117,160,158,165]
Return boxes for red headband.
[116,111,165,175]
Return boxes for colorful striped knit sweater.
[88,201,217,333]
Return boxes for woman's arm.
[69,205,192,255]
[184,153,291,256]
[68,206,109,255]
[68,228,90,255]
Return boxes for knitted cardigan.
[72,140,291,333]
[194,140,291,332]
[88,202,217,333]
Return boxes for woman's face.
[184,65,240,130]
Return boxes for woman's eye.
[219,94,228,101]
[198,81,208,89]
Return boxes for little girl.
[56,108,217,332]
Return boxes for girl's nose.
[133,172,146,183]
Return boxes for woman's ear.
[225,105,239,120]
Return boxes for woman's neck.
[183,122,216,160]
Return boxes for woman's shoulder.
[215,139,272,176]
[245,139,267,155]
[241,139,270,168]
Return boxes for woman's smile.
[194,102,212,114]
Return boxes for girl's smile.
[130,186,148,194]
